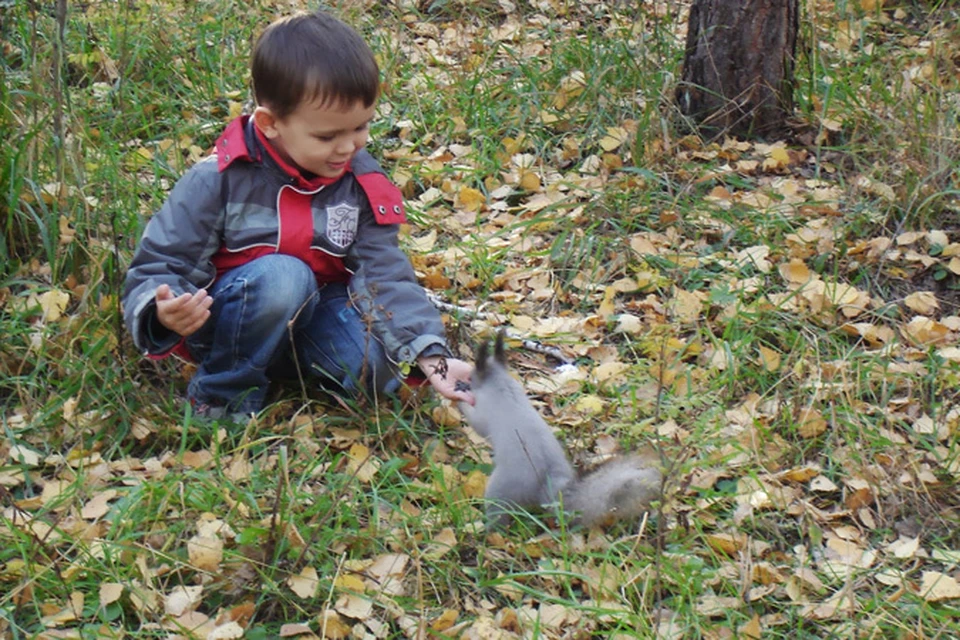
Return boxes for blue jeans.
[185,254,399,413]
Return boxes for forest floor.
[2,0,960,638]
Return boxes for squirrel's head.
[460,329,512,438]
[473,329,507,384]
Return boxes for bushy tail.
[563,456,662,527]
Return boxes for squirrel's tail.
[563,456,662,527]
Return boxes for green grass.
[3,0,960,637]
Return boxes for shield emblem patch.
[325,202,360,249]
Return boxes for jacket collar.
[214,116,348,191]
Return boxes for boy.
[122,11,474,419]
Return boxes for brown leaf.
[187,535,223,572]
[317,610,351,639]
[288,566,320,600]
[797,408,828,438]
[431,609,459,632]
[904,291,939,315]
[81,489,118,520]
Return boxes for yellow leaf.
[598,286,617,320]
[769,147,791,165]
[334,573,366,593]
[574,394,605,415]
[704,533,747,555]
[462,469,487,498]
[8,445,42,466]
[798,408,828,438]
[346,443,379,483]
[423,527,457,561]
[58,216,76,246]
[779,259,812,284]
[671,288,702,324]
[615,313,643,334]
[431,404,461,428]
[164,585,203,616]
[81,489,118,520]
[455,186,486,212]
[758,345,781,372]
[739,614,763,639]
[207,621,245,639]
[38,289,70,322]
[593,361,629,384]
[407,228,437,253]
[287,566,320,599]
[187,534,223,572]
[781,466,820,483]
[431,609,460,632]
[518,170,541,191]
[99,582,124,606]
[840,322,895,347]
[317,609,351,639]
[280,623,314,637]
[334,593,373,619]
[904,291,939,315]
[629,234,658,256]
[920,571,960,601]
[902,316,950,346]
[599,126,629,152]
[511,314,536,331]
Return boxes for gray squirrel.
[458,332,662,528]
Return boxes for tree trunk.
[677,0,799,140]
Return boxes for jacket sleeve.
[346,207,449,366]
[122,159,224,356]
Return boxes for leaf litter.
[2,0,960,638]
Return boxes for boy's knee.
[244,255,317,319]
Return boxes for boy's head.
[251,12,380,179]
[252,11,379,118]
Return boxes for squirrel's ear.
[494,329,507,365]
[474,340,490,380]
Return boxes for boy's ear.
[253,106,281,139]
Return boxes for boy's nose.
[335,137,356,154]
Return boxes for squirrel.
[458,331,662,528]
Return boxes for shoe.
[188,400,253,426]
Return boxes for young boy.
[122,11,474,419]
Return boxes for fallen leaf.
[288,566,320,600]
[164,585,203,617]
[187,535,223,572]
[904,291,939,315]
[81,489,118,520]
[99,583,123,607]
[346,443,380,483]
[920,571,960,601]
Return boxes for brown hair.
[251,12,379,119]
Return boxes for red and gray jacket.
[122,116,449,366]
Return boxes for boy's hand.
[418,355,475,405]
[155,284,213,337]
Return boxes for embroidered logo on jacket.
[325,203,360,249]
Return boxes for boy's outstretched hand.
[155,284,213,337]
[418,355,475,405]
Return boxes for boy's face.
[255,99,376,179]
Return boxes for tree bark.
[677,0,799,140]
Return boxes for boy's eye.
[314,134,335,142]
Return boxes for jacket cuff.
[395,335,450,365]
[140,306,183,357]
